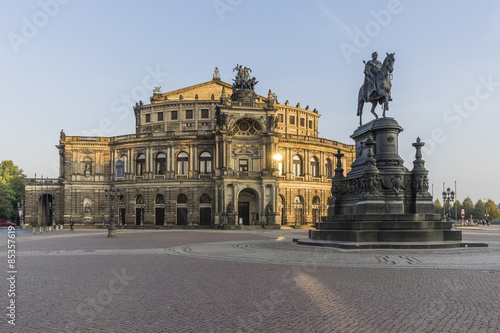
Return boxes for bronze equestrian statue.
[357,52,395,125]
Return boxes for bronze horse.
[357,52,395,125]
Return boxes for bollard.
[39,227,43,234]
[32,227,36,234]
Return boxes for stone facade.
[24,69,354,228]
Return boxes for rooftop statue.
[232,64,258,92]
[357,52,395,125]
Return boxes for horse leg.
[357,99,364,125]
[383,95,388,117]
[370,102,378,119]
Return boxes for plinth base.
[107,227,117,238]
[300,214,488,249]
[295,239,488,249]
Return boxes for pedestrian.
[70,219,74,231]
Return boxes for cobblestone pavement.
[1,226,500,332]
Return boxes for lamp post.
[483,198,489,224]
[17,199,24,227]
[442,187,455,221]
[105,185,120,238]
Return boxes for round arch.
[236,187,261,225]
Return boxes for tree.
[0,161,26,221]
[433,199,442,215]
[0,184,15,220]
[451,200,462,220]
[0,160,24,184]
[486,200,500,221]
[472,200,486,220]
[462,197,474,220]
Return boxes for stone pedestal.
[230,89,256,102]
[298,117,487,249]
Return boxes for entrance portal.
[238,202,249,225]
[177,208,187,225]
[237,188,259,225]
[38,194,54,227]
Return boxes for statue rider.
[363,52,382,101]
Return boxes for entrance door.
[200,207,211,225]
[177,207,187,225]
[312,209,318,224]
[135,208,143,225]
[119,208,125,225]
[238,202,250,225]
[155,208,164,225]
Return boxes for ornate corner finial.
[412,137,426,169]
[213,67,220,80]
[333,149,345,179]
[364,138,376,159]
[153,87,161,94]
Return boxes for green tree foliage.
[486,200,500,221]
[451,200,462,220]
[0,160,26,221]
[462,197,474,220]
[433,199,442,215]
[472,200,486,220]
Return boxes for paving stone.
[0,227,499,332]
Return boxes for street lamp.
[105,185,120,238]
[273,153,282,176]
[442,187,455,221]
[483,198,489,224]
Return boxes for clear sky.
[1,0,499,204]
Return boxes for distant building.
[24,67,354,228]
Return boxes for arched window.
[116,160,124,178]
[310,157,319,177]
[155,195,165,205]
[136,154,146,176]
[155,153,167,175]
[200,194,211,204]
[325,158,333,179]
[293,155,302,176]
[136,195,144,204]
[177,194,188,204]
[177,152,189,175]
[199,152,212,174]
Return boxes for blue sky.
[1,0,499,204]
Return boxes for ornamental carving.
[413,175,429,192]
[231,144,261,157]
[231,118,262,136]
[381,175,408,195]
